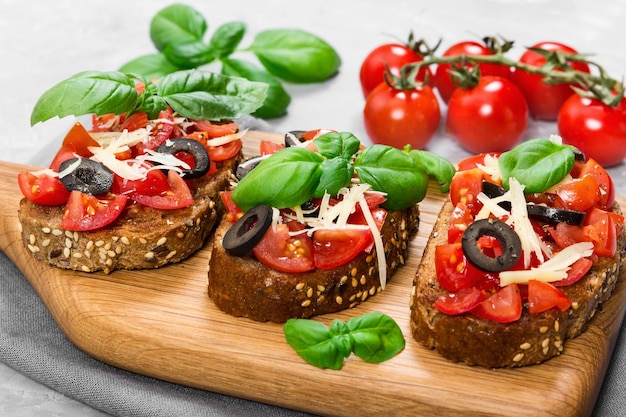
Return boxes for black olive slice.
[526,204,585,226]
[481,180,512,211]
[222,204,273,256]
[284,130,307,147]
[58,157,113,195]
[156,138,210,179]
[235,154,271,180]
[461,218,522,272]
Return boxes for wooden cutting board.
[1,130,625,417]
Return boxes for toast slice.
[208,204,420,323]
[410,199,626,368]
[18,155,239,274]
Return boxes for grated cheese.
[205,129,248,147]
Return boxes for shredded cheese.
[205,129,248,147]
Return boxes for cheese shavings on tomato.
[205,129,247,147]
[358,196,388,289]
[476,153,502,183]
[499,241,594,285]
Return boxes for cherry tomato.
[471,284,522,323]
[110,165,170,197]
[449,168,489,216]
[206,139,242,162]
[219,190,243,222]
[253,223,315,273]
[130,170,194,210]
[557,93,626,167]
[434,41,512,103]
[446,76,528,153]
[363,82,441,150]
[527,280,571,314]
[120,111,149,131]
[49,122,101,170]
[554,174,601,212]
[193,120,239,138]
[435,242,484,292]
[583,207,622,258]
[359,43,431,98]
[434,286,485,315]
[447,202,474,243]
[578,158,615,211]
[260,140,285,155]
[513,41,590,120]
[18,170,71,206]
[61,191,128,231]
[553,258,593,287]
[313,228,373,270]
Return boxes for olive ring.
[461,218,523,272]
[222,204,273,256]
[156,138,210,179]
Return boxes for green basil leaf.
[30,71,139,125]
[249,29,341,83]
[149,3,207,52]
[163,40,215,69]
[221,58,291,119]
[409,149,456,193]
[118,53,184,79]
[346,312,405,364]
[312,157,354,198]
[313,132,361,160]
[154,69,268,121]
[329,319,354,359]
[284,319,345,370]
[209,21,247,58]
[231,147,323,211]
[355,145,428,210]
[498,138,575,193]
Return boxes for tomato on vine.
[434,39,513,103]
[363,74,441,150]
[359,34,432,99]
[513,41,591,120]
[557,93,626,167]
[446,75,528,153]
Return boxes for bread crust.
[18,156,239,274]
[208,205,420,322]
[410,200,626,368]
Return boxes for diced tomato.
[456,152,501,171]
[260,140,285,155]
[193,120,239,138]
[471,284,522,323]
[435,242,484,292]
[110,165,170,197]
[120,111,149,131]
[61,191,127,231]
[50,122,100,169]
[207,139,242,162]
[134,109,175,154]
[449,169,489,216]
[583,207,622,258]
[313,227,373,269]
[433,286,485,315]
[447,202,473,243]
[553,258,593,287]
[131,170,194,210]
[579,158,616,211]
[253,223,315,273]
[220,190,243,222]
[547,222,588,249]
[49,144,79,172]
[18,170,71,206]
[91,114,118,132]
[527,280,572,314]
[554,174,601,212]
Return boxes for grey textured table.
[1,0,625,416]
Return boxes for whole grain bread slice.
[208,204,420,323]
[410,199,626,368]
[18,156,239,274]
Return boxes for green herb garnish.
[30,69,268,126]
[498,138,576,193]
[230,132,453,212]
[283,312,405,370]
[119,3,341,118]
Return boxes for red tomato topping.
[313,228,373,270]
[253,223,315,273]
[435,243,483,292]
[131,170,194,210]
[260,140,285,155]
[433,286,485,315]
[61,191,128,231]
[471,284,522,323]
[527,280,572,314]
[18,171,70,206]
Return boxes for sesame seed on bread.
[207,204,420,323]
[410,200,626,368]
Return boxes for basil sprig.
[498,138,576,193]
[30,69,268,126]
[119,4,341,119]
[283,312,405,370]
[231,132,454,212]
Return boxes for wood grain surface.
[1,131,625,417]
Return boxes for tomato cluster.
[360,37,626,167]
[433,152,623,322]
[18,111,241,231]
